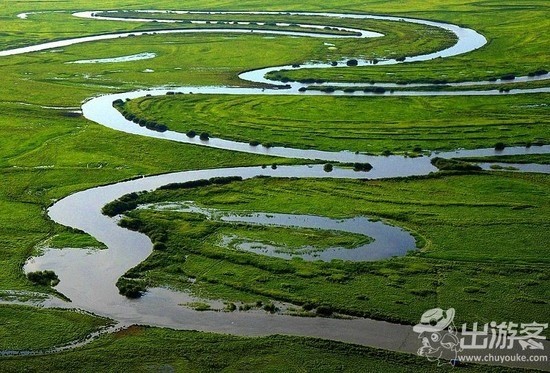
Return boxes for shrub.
[263,303,278,313]
[430,157,481,172]
[159,179,211,190]
[158,176,242,191]
[324,163,333,172]
[199,132,210,141]
[494,142,506,150]
[316,305,333,316]
[116,278,146,298]
[210,176,243,185]
[353,163,373,172]
[249,140,260,146]
[102,199,137,217]
[302,302,315,311]
[119,217,142,231]
[27,270,59,286]
[153,242,167,251]
[346,59,358,66]
[102,193,140,216]
[225,302,237,312]
[186,130,196,138]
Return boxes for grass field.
[1,326,518,373]
[0,305,111,351]
[120,93,549,153]
[112,172,549,325]
[0,0,548,370]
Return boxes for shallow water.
[67,52,157,64]
[140,202,416,261]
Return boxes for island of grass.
[106,171,549,325]
[117,94,548,153]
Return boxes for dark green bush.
[494,142,506,150]
[102,193,140,216]
[116,278,146,298]
[153,242,167,251]
[353,163,373,172]
[27,270,59,286]
[316,305,333,316]
[430,157,481,172]
[263,303,278,313]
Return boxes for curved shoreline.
[2,10,549,370]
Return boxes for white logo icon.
[413,307,462,366]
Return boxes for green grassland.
[115,172,549,325]
[121,93,549,153]
[0,305,111,351]
[0,0,548,370]
[1,326,517,373]
[265,3,550,84]
[0,15,458,104]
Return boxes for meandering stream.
[3,10,549,369]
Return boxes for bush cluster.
[431,157,482,172]
[116,278,146,298]
[159,176,243,191]
[27,270,59,286]
[102,192,141,217]
[113,100,168,132]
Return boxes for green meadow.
[121,93,549,153]
[110,172,550,325]
[0,0,548,371]
[1,326,516,373]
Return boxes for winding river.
[4,10,550,369]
